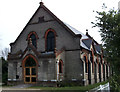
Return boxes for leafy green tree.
[92,4,120,91]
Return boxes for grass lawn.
[29,81,108,91]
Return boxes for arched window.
[84,56,88,73]
[27,32,38,48]
[47,31,55,51]
[45,29,56,52]
[30,34,37,48]
[25,57,36,67]
[59,60,63,73]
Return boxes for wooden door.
[23,56,37,84]
[24,67,36,83]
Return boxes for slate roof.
[95,45,101,54]
[81,40,89,50]
[65,23,103,53]
[82,39,93,50]
[64,23,88,39]
[64,22,102,53]
[64,22,92,51]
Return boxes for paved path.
[11,84,33,88]
[2,84,41,91]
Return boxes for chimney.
[86,29,88,35]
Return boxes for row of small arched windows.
[27,29,56,51]
[83,55,102,74]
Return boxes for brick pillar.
[94,62,97,83]
[8,62,17,85]
[82,60,86,85]
[99,63,103,82]
[94,62,99,83]
[56,60,59,81]
[101,64,104,81]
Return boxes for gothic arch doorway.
[22,55,38,84]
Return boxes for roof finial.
[28,38,32,45]
[40,0,44,5]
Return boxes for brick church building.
[8,2,111,86]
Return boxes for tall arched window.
[45,29,56,52]
[59,60,63,73]
[30,34,37,48]
[47,31,55,51]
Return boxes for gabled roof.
[95,45,101,54]
[64,23,92,51]
[11,2,82,45]
[86,32,99,45]
[81,41,89,50]
[8,43,40,60]
[82,39,93,50]
[22,44,40,57]
[8,43,56,60]
[9,2,101,54]
[39,3,82,37]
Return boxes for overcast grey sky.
[0,0,119,50]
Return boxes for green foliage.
[1,57,8,85]
[29,81,108,91]
[92,5,120,64]
[57,81,82,87]
[92,4,120,91]
[109,75,120,92]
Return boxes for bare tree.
[0,48,9,60]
